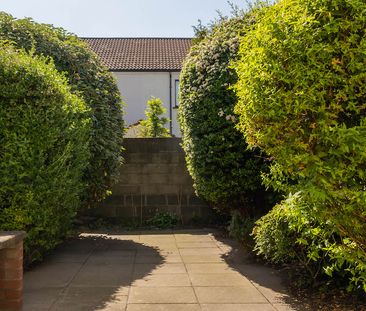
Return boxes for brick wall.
[90,138,212,224]
[0,232,25,311]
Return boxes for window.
[174,79,179,108]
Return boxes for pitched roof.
[82,37,192,71]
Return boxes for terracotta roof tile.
[82,37,192,71]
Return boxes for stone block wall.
[0,232,25,311]
[91,138,212,224]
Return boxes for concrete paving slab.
[140,241,177,248]
[186,263,236,274]
[23,304,51,311]
[132,273,191,287]
[91,249,136,257]
[87,250,136,265]
[194,286,268,304]
[97,240,143,251]
[51,301,126,311]
[145,243,179,251]
[60,286,129,302]
[71,263,133,287]
[23,287,62,306]
[181,254,225,263]
[135,252,181,263]
[52,239,97,254]
[175,236,214,243]
[176,242,218,248]
[128,287,197,303]
[190,273,254,287]
[51,286,128,310]
[86,256,136,265]
[140,235,176,241]
[46,252,91,263]
[236,264,290,304]
[179,248,225,256]
[24,262,82,289]
[134,263,187,275]
[126,304,201,311]
[104,234,141,242]
[201,304,275,311]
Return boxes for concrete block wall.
[0,232,26,311]
[91,138,212,224]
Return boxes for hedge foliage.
[179,12,271,213]
[0,12,125,207]
[0,45,90,263]
[234,0,366,253]
[253,193,366,292]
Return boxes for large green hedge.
[234,0,366,251]
[0,12,125,207]
[0,44,90,263]
[253,193,366,291]
[179,12,271,214]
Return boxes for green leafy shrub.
[234,0,366,256]
[228,211,257,249]
[146,212,180,229]
[253,193,366,291]
[0,45,90,264]
[0,12,125,208]
[179,11,272,213]
[138,97,170,138]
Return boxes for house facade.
[83,38,192,137]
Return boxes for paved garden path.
[24,229,302,311]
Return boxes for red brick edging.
[0,232,26,311]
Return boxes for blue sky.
[0,0,250,37]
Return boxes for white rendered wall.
[113,71,181,137]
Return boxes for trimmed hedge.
[234,0,366,252]
[253,193,366,292]
[0,12,125,208]
[179,12,271,214]
[0,45,90,263]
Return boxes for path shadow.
[24,233,164,310]
[212,231,366,311]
